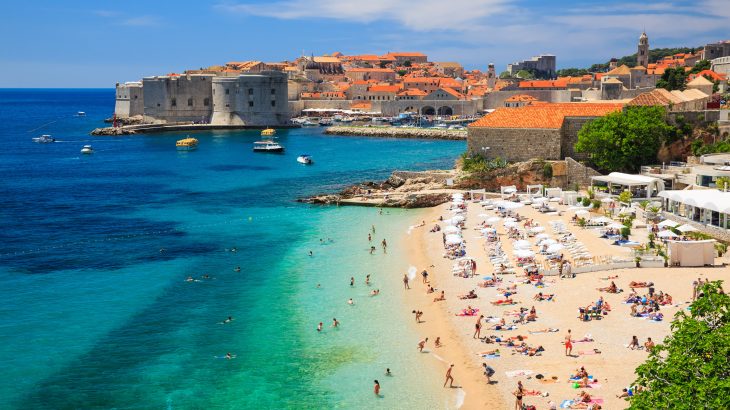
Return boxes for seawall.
[91,123,299,135]
[324,126,467,140]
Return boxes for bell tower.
[637,31,649,68]
[487,63,496,90]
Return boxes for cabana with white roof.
[591,172,665,199]
[658,189,730,230]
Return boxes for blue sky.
[1,0,728,87]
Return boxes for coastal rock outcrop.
[90,127,136,136]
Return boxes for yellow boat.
[261,128,276,137]
[176,137,198,151]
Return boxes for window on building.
[225,103,230,107]
[187,98,193,107]
[248,88,254,95]
[134,95,138,99]
[271,88,276,95]
[225,88,229,95]
[203,98,210,106]
[271,100,276,107]
[248,101,254,107]
[171,98,177,107]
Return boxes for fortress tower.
[637,32,649,68]
[487,63,496,90]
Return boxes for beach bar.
[658,189,730,230]
[591,172,665,199]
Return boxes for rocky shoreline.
[324,126,467,140]
[298,170,468,208]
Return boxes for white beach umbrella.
[677,224,697,233]
[445,234,463,245]
[601,197,615,203]
[450,208,465,214]
[607,223,625,229]
[529,226,546,233]
[452,215,465,223]
[487,216,501,223]
[481,228,497,234]
[503,187,517,193]
[495,201,524,210]
[503,217,517,223]
[443,218,456,226]
[657,220,678,228]
[657,230,678,238]
[546,243,564,253]
[533,197,548,203]
[591,216,613,224]
[444,225,461,234]
[503,221,519,228]
[535,233,551,240]
[514,249,535,258]
[575,209,590,216]
[539,238,558,246]
[514,240,531,249]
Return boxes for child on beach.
[417,338,428,352]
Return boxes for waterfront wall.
[210,71,289,126]
[325,126,466,140]
[482,90,575,109]
[114,82,144,118]
[467,127,562,162]
[142,74,214,124]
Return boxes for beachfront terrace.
[590,172,665,200]
[658,189,730,240]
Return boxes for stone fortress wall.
[114,71,289,127]
[467,127,562,162]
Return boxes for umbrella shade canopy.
[677,224,697,233]
[535,233,551,240]
[546,243,564,253]
[607,223,625,229]
[443,218,456,226]
[443,225,460,234]
[514,249,535,258]
[487,216,501,223]
[495,201,524,210]
[452,193,464,199]
[575,210,590,216]
[657,220,679,228]
[539,238,557,246]
[591,216,613,224]
[481,228,497,234]
[503,187,517,193]
[529,226,546,233]
[444,234,463,245]
[452,215,465,222]
[533,197,549,203]
[503,221,519,228]
[504,217,517,223]
[601,197,615,203]
[514,240,531,249]
[656,230,678,238]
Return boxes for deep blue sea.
[0,89,465,409]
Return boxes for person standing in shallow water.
[381,239,387,253]
[374,380,380,396]
[444,364,455,388]
[403,274,410,290]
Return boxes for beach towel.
[505,370,533,378]
[481,354,500,359]
[529,328,559,334]
[577,350,601,355]
[590,399,604,405]
[560,400,574,409]
[456,309,480,316]
[569,375,594,381]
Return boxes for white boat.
[448,124,465,130]
[76,111,86,117]
[300,120,318,127]
[432,123,448,129]
[80,145,94,154]
[253,140,284,153]
[32,134,55,143]
[297,154,313,165]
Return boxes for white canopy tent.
[591,172,665,199]
[659,189,730,230]
[545,187,562,199]
[526,184,543,198]
[500,185,517,198]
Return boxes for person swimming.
[234,266,241,272]
[371,289,380,296]
[317,322,323,332]
[385,368,392,376]
[222,316,234,324]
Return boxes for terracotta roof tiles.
[469,103,624,129]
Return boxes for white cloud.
[216,0,512,31]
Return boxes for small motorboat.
[253,140,284,153]
[261,128,276,136]
[80,145,94,154]
[176,137,198,151]
[76,111,86,117]
[32,134,55,143]
[318,118,333,126]
[297,154,313,165]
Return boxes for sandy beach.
[404,197,728,409]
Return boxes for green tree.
[618,190,633,203]
[656,67,688,91]
[499,71,511,79]
[689,59,712,74]
[396,70,407,77]
[629,281,730,409]
[716,176,730,191]
[403,60,412,67]
[575,106,674,172]
[516,70,534,79]
[557,68,589,77]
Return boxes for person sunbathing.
[433,290,446,302]
[491,298,515,305]
[597,281,618,293]
[490,318,507,330]
[459,290,478,299]
[478,348,500,356]
[526,306,538,321]
[628,335,640,350]
[629,281,654,288]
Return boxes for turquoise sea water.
[0,89,465,409]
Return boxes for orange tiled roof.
[469,103,624,129]
[690,70,727,81]
[397,88,428,96]
[440,87,465,99]
[438,78,463,88]
[518,79,569,89]
[368,85,401,93]
[386,52,426,57]
[505,94,538,102]
[346,68,396,73]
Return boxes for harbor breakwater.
[324,126,467,140]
